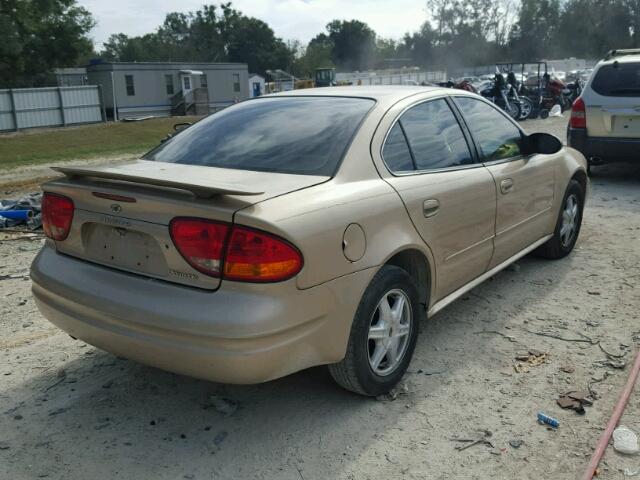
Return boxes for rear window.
[591,63,640,97]
[144,96,375,176]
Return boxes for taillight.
[169,218,303,283]
[570,97,586,128]
[169,218,229,277]
[42,193,74,241]
[224,226,303,282]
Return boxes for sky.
[77,0,428,48]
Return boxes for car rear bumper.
[568,128,640,162]
[31,245,372,384]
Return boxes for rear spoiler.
[52,165,264,199]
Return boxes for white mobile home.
[86,61,249,119]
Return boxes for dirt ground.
[1,113,640,480]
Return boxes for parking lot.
[1,112,639,480]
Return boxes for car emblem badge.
[110,204,122,214]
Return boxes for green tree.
[98,3,292,75]
[509,0,562,60]
[326,20,377,71]
[291,35,334,78]
[557,0,635,58]
[0,0,95,87]
[402,23,436,68]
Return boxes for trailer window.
[125,75,135,96]
[165,75,174,95]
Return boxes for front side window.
[389,99,473,171]
[233,73,240,92]
[454,97,522,161]
[145,96,375,176]
[200,74,208,88]
[165,74,174,95]
[591,63,640,97]
[125,75,135,96]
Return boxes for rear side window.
[145,97,374,176]
[454,97,522,161]
[383,99,473,172]
[591,63,640,97]
[382,123,414,172]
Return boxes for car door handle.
[423,199,440,218]
[500,179,514,194]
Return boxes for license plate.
[84,223,164,275]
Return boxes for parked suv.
[568,49,640,169]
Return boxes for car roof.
[269,86,450,107]
[599,54,640,65]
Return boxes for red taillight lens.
[224,226,303,282]
[169,218,229,277]
[42,193,74,241]
[570,97,586,129]
[169,218,303,282]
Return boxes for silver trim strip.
[428,234,553,317]
[444,235,495,263]
[496,206,552,236]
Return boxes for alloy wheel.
[560,193,579,247]
[367,289,412,376]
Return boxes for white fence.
[0,85,105,131]
[336,70,447,85]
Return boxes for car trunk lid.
[45,160,328,290]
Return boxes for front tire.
[536,179,585,259]
[519,97,533,120]
[506,102,521,120]
[329,265,420,396]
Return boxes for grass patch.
[0,116,202,170]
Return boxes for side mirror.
[523,132,563,155]
[173,122,192,131]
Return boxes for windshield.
[144,96,375,176]
[591,63,640,97]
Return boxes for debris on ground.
[556,390,594,415]
[514,350,549,373]
[451,430,493,451]
[376,383,409,402]
[509,439,523,449]
[560,365,575,374]
[206,395,237,416]
[613,426,639,455]
[537,411,560,428]
[0,193,42,230]
[624,467,640,477]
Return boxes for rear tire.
[536,179,584,259]
[329,265,420,396]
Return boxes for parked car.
[568,49,640,170]
[31,87,588,396]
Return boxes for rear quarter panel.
[234,177,433,291]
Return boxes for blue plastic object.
[0,210,33,220]
[537,411,560,428]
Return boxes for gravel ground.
[1,113,640,480]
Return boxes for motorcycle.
[562,78,583,107]
[478,78,522,120]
